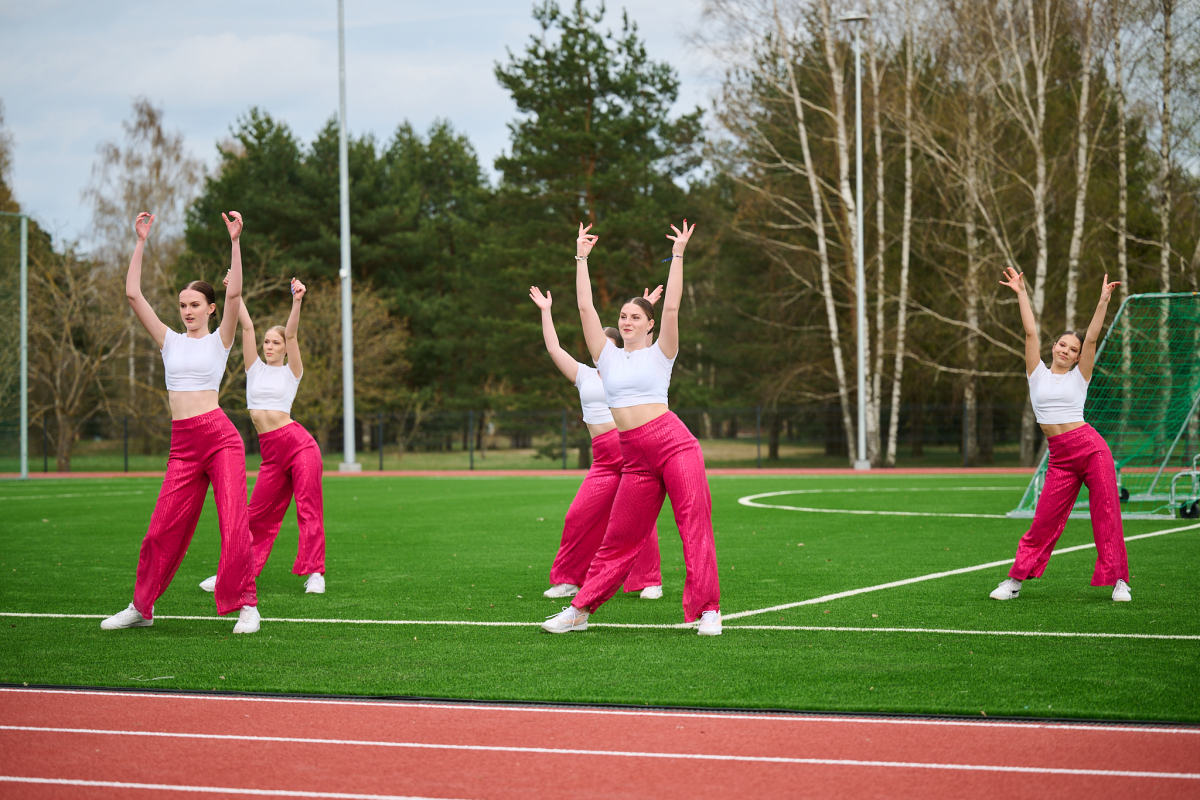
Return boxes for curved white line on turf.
[3,729,1198,780]
[722,522,1200,620]
[738,488,1011,518]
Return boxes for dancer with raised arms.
[102,211,261,634]
[199,276,326,596]
[529,284,663,601]
[542,220,722,635]
[990,268,1131,602]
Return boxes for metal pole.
[561,410,568,470]
[468,410,474,470]
[379,411,384,471]
[853,25,870,470]
[123,416,129,473]
[336,0,359,473]
[42,420,47,473]
[19,215,28,479]
[756,406,762,469]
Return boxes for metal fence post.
[123,416,129,473]
[468,410,474,470]
[756,405,762,469]
[42,422,48,473]
[379,411,384,471]
[561,409,568,470]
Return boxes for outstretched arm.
[530,286,578,383]
[658,219,695,360]
[575,223,608,362]
[1078,274,1120,381]
[285,278,305,379]
[224,269,256,372]
[125,213,168,349]
[218,211,243,349]
[1000,267,1041,377]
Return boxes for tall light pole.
[841,11,871,470]
[1,211,28,479]
[337,0,360,472]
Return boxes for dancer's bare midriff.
[249,409,294,435]
[168,390,221,421]
[1040,420,1087,438]
[612,403,669,432]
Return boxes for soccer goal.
[1008,292,1200,521]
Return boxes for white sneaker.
[543,583,579,598]
[639,585,663,600]
[304,573,325,594]
[989,579,1022,600]
[542,606,588,633]
[100,603,152,630]
[232,605,261,634]
[199,575,217,593]
[697,610,722,636]
[1112,579,1132,602]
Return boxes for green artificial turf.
[1,474,1197,721]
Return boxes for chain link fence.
[0,402,1030,473]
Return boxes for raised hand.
[1098,273,1120,302]
[134,212,155,241]
[222,211,243,241]
[999,266,1025,294]
[291,278,306,302]
[223,268,231,288]
[529,285,553,310]
[577,222,598,258]
[666,218,695,256]
[643,284,664,305]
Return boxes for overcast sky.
[0,0,712,246]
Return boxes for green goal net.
[1008,292,1200,521]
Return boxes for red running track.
[1,688,1197,800]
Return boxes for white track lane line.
[0,776,463,800]
[5,689,1197,734]
[722,521,1200,621]
[0,491,146,501]
[3,727,1199,780]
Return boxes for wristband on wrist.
[575,255,588,261]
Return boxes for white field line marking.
[0,776,464,800]
[747,487,1019,494]
[3,727,1198,780]
[738,488,1007,518]
[2,612,1194,640]
[0,491,146,501]
[723,521,1200,622]
[5,688,1197,734]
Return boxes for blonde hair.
[263,325,288,363]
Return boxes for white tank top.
[575,364,613,425]
[161,329,231,392]
[595,340,674,408]
[246,358,302,413]
[1028,362,1088,424]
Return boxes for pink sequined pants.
[1009,424,1130,586]
[573,412,720,622]
[548,429,661,592]
[133,409,256,618]
[250,421,326,577]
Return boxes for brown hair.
[603,327,624,348]
[183,280,218,322]
[1055,331,1083,369]
[623,297,655,329]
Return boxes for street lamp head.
[839,12,868,23]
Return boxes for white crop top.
[595,340,675,408]
[161,329,231,392]
[574,364,614,425]
[1028,362,1088,424]
[246,358,302,413]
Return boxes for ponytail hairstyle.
[626,296,655,330]
[183,280,218,323]
[1057,330,1083,368]
[603,327,624,348]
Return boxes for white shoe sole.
[100,616,152,630]
[697,627,722,636]
[989,588,1019,600]
[543,585,579,598]
[639,586,663,600]
[199,576,217,593]
[1113,593,1132,602]
[541,619,587,633]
